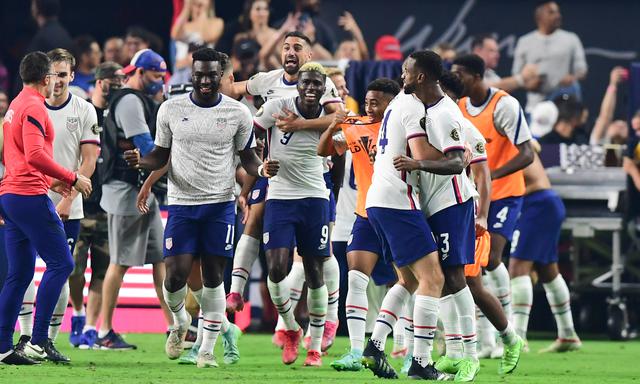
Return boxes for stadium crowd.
[0,0,638,382]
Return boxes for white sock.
[346,270,369,352]
[199,284,225,355]
[487,263,512,320]
[440,294,463,359]
[413,295,440,367]
[511,275,533,340]
[73,307,86,317]
[477,275,496,350]
[163,283,189,328]
[453,287,478,361]
[404,295,415,356]
[499,321,518,346]
[393,316,406,350]
[268,277,299,331]
[323,257,340,323]
[365,281,386,333]
[543,275,577,339]
[371,284,410,352]
[49,281,69,341]
[230,235,260,295]
[276,262,305,331]
[191,288,204,347]
[307,285,328,352]
[19,279,37,337]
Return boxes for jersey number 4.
[378,109,392,154]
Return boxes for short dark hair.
[34,0,60,18]
[367,78,401,97]
[471,33,496,51]
[439,71,464,99]
[125,26,151,43]
[408,50,443,81]
[284,31,312,46]
[192,47,225,64]
[554,94,583,123]
[453,54,485,77]
[47,48,75,69]
[73,35,97,60]
[19,51,51,84]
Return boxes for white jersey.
[46,93,99,220]
[253,96,329,200]
[465,118,488,164]
[365,92,426,211]
[155,93,255,206]
[246,68,342,105]
[417,96,478,217]
[333,150,357,242]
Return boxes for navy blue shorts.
[488,196,523,241]
[427,199,475,267]
[248,177,268,205]
[63,219,81,255]
[366,207,438,268]
[163,201,236,258]
[510,189,565,265]
[263,198,330,257]
[329,190,336,223]
[347,215,396,285]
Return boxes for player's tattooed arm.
[490,140,534,180]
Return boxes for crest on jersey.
[263,232,270,244]
[475,142,485,154]
[256,107,264,117]
[165,237,173,250]
[91,124,102,134]
[251,189,260,200]
[66,117,80,132]
[450,128,460,141]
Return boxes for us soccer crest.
[165,237,173,250]
[66,117,80,132]
[450,128,460,141]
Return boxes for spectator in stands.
[26,0,73,54]
[590,67,629,145]
[71,35,102,95]
[123,27,152,65]
[0,90,7,120]
[234,0,280,69]
[326,68,358,113]
[513,1,587,112]
[539,95,588,145]
[0,61,9,92]
[291,0,336,58]
[433,42,456,67]
[528,100,558,138]
[171,0,224,82]
[472,33,540,93]
[233,38,261,82]
[623,110,640,224]
[103,37,124,65]
[374,35,402,61]
[334,11,368,61]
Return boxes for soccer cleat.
[226,292,244,313]
[499,335,524,375]
[272,329,286,349]
[78,329,99,350]
[69,315,86,347]
[23,341,47,361]
[321,320,338,352]
[330,350,363,371]
[37,339,71,363]
[178,345,199,365]
[391,346,408,359]
[96,330,137,350]
[222,323,242,365]
[0,350,40,365]
[282,329,302,365]
[407,358,448,380]
[454,358,480,382]
[14,335,31,354]
[435,355,463,374]
[165,313,191,360]
[303,350,322,367]
[196,351,218,368]
[400,353,412,374]
[538,337,582,353]
[361,339,398,379]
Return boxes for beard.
[403,82,416,94]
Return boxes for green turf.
[2,333,639,383]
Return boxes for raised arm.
[590,67,625,145]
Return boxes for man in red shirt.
[0,51,91,365]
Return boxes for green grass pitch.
[2,333,639,383]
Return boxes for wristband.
[607,85,617,94]
[257,164,265,177]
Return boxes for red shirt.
[1,86,76,196]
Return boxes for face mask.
[144,79,164,96]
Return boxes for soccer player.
[0,51,92,365]
[452,54,533,358]
[252,62,333,367]
[362,51,462,380]
[226,31,342,349]
[316,78,401,371]
[510,145,582,352]
[125,48,278,368]
[16,49,99,362]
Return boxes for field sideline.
[2,333,638,383]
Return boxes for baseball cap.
[375,35,403,61]
[234,38,261,60]
[529,100,559,138]
[94,61,124,81]
[123,49,167,75]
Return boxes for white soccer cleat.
[24,341,46,361]
[196,351,219,368]
[165,315,191,360]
